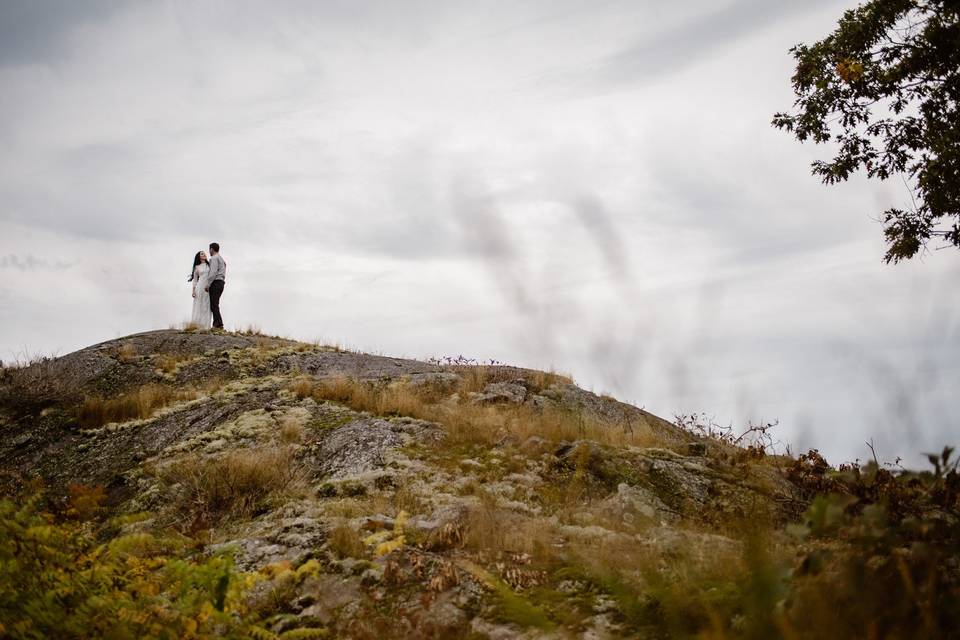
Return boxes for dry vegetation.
[154,352,191,375]
[294,374,659,449]
[159,445,305,531]
[115,344,138,364]
[3,331,957,638]
[0,352,65,412]
[289,369,960,637]
[77,384,197,429]
[327,523,366,559]
[168,321,202,333]
[278,413,305,444]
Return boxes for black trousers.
[208,280,225,328]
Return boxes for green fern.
[0,490,262,639]
[249,627,278,640]
[279,628,330,639]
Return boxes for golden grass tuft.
[392,481,428,515]
[78,384,197,428]
[327,524,366,558]
[237,325,264,336]
[116,344,138,364]
[300,375,660,449]
[251,336,282,351]
[462,498,559,562]
[449,365,573,395]
[314,377,365,405]
[198,376,226,396]
[529,369,574,390]
[290,376,316,400]
[0,352,65,410]
[156,353,189,375]
[321,498,368,519]
[456,366,491,396]
[278,414,305,444]
[161,445,305,528]
[169,321,202,332]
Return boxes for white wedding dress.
[190,263,213,328]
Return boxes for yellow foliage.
[250,627,279,640]
[279,628,330,639]
[374,535,405,557]
[364,510,409,557]
[260,560,293,578]
[295,559,321,580]
[836,58,865,83]
[0,491,286,639]
[362,530,391,546]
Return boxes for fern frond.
[278,628,330,639]
[249,625,279,640]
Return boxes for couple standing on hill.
[188,242,227,330]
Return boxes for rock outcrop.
[0,329,815,638]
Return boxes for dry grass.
[322,498,369,519]
[278,414,305,444]
[392,481,428,515]
[299,376,659,449]
[290,376,316,400]
[251,336,285,351]
[464,506,556,559]
[161,445,305,529]
[529,369,574,390]
[455,366,491,396]
[448,365,573,394]
[169,322,202,333]
[237,325,264,336]
[198,376,226,396]
[599,535,770,636]
[322,340,349,353]
[0,351,65,411]
[155,353,189,375]
[77,384,197,428]
[327,524,366,559]
[116,344,138,364]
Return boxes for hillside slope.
[0,329,955,639]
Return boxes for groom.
[205,242,226,329]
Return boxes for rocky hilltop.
[0,329,956,639]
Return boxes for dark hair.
[188,251,202,282]
[209,242,220,253]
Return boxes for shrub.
[777,447,960,638]
[0,352,65,413]
[609,446,960,638]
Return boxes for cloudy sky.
[1,0,957,467]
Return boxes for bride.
[189,251,213,328]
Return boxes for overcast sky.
[1,0,957,467]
